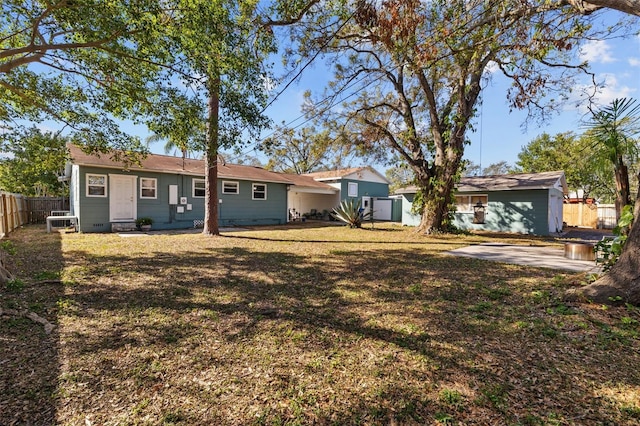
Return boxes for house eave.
[290,186,339,194]
[72,161,293,184]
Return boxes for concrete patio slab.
[447,242,601,273]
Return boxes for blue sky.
[245,9,640,173]
[14,10,639,175]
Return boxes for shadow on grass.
[0,226,64,424]
[55,237,640,424]
[221,233,466,245]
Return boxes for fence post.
[2,194,8,237]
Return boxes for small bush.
[595,204,633,271]
[135,217,153,226]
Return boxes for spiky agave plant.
[332,199,372,228]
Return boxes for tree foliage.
[582,98,640,218]
[515,132,616,201]
[164,0,282,236]
[462,161,514,177]
[292,0,614,233]
[260,124,353,174]
[0,127,69,196]
[0,0,190,160]
[481,161,514,176]
[385,161,415,193]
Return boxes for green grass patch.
[1,224,639,425]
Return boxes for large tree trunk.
[203,76,220,236]
[416,164,457,234]
[566,171,640,306]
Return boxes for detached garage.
[397,171,568,236]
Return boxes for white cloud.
[484,60,500,75]
[579,40,616,64]
[571,73,636,112]
[629,57,640,67]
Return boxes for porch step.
[111,222,137,232]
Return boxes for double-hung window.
[347,182,358,197]
[222,181,239,194]
[193,179,206,198]
[86,174,107,197]
[252,183,267,200]
[140,178,157,199]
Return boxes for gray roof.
[396,171,568,194]
[458,171,567,193]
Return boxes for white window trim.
[252,183,267,200]
[193,178,206,198]
[455,194,488,213]
[222,180,239,194]
[347,182,358,197]
[86,173,107,197]
[140,177,157,199]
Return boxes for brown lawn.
[1,223,639,425]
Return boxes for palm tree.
[584,98,640,220]
[144,134,199,160]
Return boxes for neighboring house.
[300,167,394,220]
[66,144,293,232]
[396,171,568,235]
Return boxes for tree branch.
[262,0,322,26]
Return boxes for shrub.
[135,217,153,226]
[595,204,633,271]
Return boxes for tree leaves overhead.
[260,122,359,174]
[293,0,617,232]
[0,0,185,156]
[0,126,69,196]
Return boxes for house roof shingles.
[280,173,338,191]
[457,171,567,193]
[304,167,368,180]
[67,144,294,184]
[395,171,568,194]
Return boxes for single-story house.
[65,145,394,232]
[67,144,294,232]
[396,171,568,235]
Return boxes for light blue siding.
[401,189,555,235]
[453,190,550,235]
[341,179,388,200]
[218,180,288,226]
[75,167,114,232]
[401,193,421,226]
[73,166,287,232]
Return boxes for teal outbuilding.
[397,171,568,236]
[298,167,395,220]
[67,144,293,232]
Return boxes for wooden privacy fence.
[563,203,617,229]
[0,192,28,238]
[25,197,69,224]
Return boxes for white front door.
[361,196,372,216]
[109,174,137,221]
